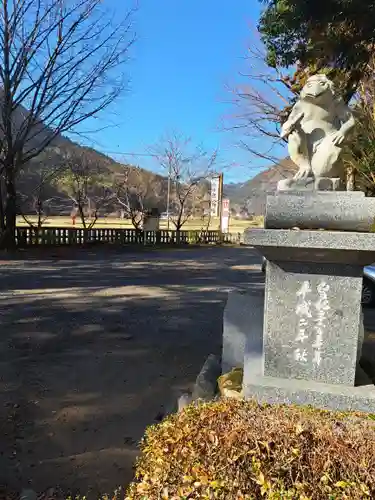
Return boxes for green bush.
[126,399,375,499]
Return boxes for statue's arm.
[280,102,304,139]
[336,100,355,136]
[329,99,355,146]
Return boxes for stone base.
[277,176,344,192]
[243,369,375,412]
[265,192,375,232]
[222,289,264,374]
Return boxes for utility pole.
[166,162,171,231]
[217,173,224,232]
[88,197,91,220]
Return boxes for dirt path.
[0,246,263,496]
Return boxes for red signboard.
[222,198,230,216]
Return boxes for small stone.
[20,489,37,500]
[192,354,221,401]
[177,392,193,411]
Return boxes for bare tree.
[198,194,213,232]
[56,150,113,228]
[17,148,68,228]
[224,32,298,168]
[152,132,218,231]
[0,0,135,248]
[18,189,54,230]
[114,167,148,230]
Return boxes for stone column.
[243,192,375,411]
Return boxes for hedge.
[126,399,375,499]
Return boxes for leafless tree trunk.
[0,0,135,248]
[346,166,356,191]
[199,199,212,243]
[20,194,54,229]
[151,132,218,231]
[114,167,148,230]
[0,177,5,232]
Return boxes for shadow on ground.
[0,246,263,496]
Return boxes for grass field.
[16,216,264,233]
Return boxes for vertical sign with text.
[221,198,230,233]
[293,280,330,368]
[210,176,220,217]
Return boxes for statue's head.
[300,74,335,100]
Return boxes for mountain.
[224,159,297,215]
[17,138,169,216]
[20,142,297,217]
[18,127,296,218]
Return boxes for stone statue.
[278,74,355,191]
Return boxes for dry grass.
[16,216,264,233]
[127,398,375,499]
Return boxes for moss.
[126,399,375,499]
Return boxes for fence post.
[156,230,161,245]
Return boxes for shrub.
[126,399,375,499]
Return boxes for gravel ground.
[0,246,263,496]
[1,245,374,497]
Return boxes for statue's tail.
[312,137,341,177]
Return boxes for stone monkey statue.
[278,74,355,191]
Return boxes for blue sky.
[79,0,282,183]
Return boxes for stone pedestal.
[243,193,375,412]
[266,192,375,232]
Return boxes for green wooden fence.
[15,227,242,248]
